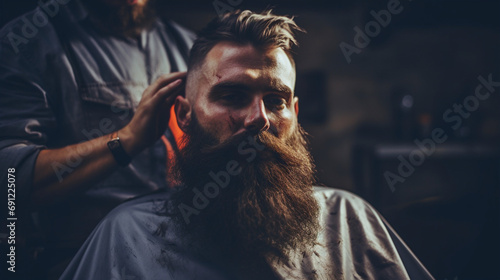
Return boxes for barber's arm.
[31,72,186,207]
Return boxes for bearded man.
[60,10,434,280]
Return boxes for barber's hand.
[119,72,186,156]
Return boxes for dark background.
[2,0,500,279]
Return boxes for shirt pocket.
[79,82,144,136]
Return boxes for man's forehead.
[205,41,293,71]
[201,41,296,91]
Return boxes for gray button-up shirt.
[0,0,194,247]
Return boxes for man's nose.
[243,98,270,134]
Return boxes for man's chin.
[103,0,147,7]
[85,0,155,37]
[126,0,140,5]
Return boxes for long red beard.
[172,114,320,260]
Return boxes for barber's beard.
[85,0,156,38]
[172,115,320,261]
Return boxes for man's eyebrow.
[209,81,293,97]
[209,82,253,95]
[267,81,293,97]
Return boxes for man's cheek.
[281,118,299,139]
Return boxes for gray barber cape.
[60,187,434,280]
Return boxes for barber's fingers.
[145,72,186,97]
[154,79,184,107]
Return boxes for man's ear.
[293,96,299,116]
[175,95,192,132]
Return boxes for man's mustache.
[189,129,307,168]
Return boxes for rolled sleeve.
[0,141,44,203]
[0,26,57,204]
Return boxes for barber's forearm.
[31,72,185,207]
[31,128,136,208]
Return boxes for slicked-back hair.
[188,10,304,71]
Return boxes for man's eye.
[220,93,247,105]
[265,96,286,109]
[221,94,239,101]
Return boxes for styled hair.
[188,10,304,70]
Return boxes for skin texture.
[176,41,300,143]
